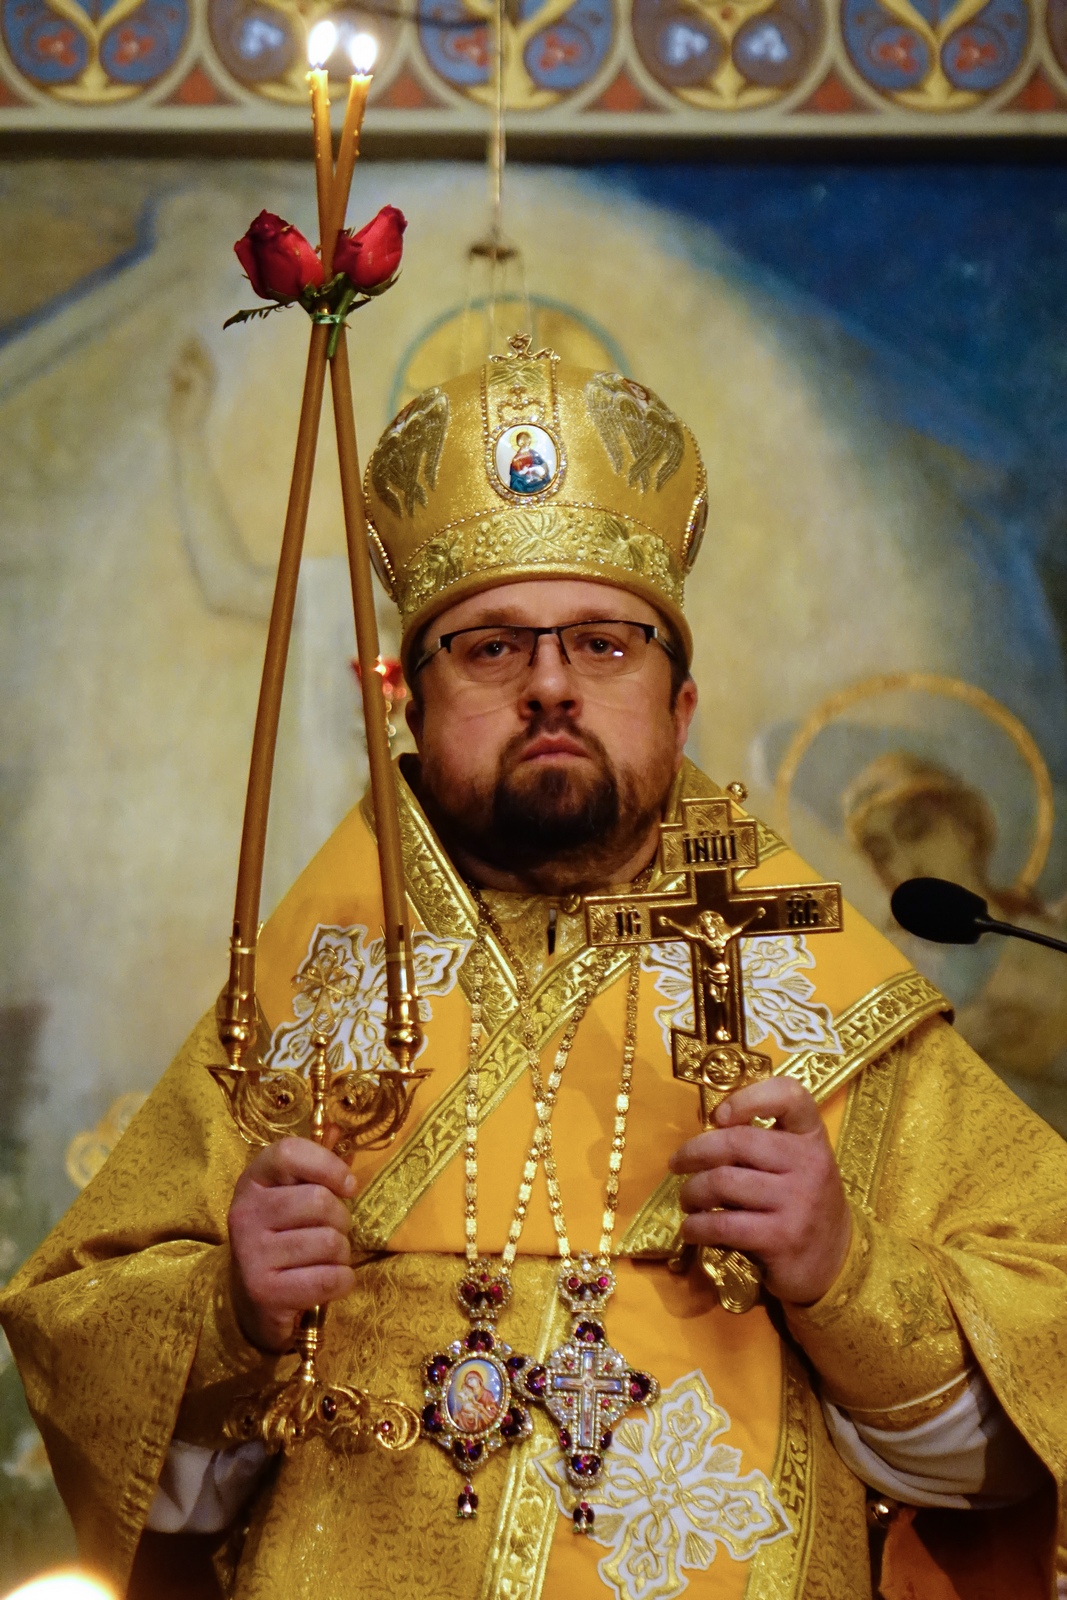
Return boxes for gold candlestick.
[213,21,423,1458]
[217,321,331,1076]
[330,330,423,1075]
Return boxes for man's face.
[406,579,697,889]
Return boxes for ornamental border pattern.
[352,779,634,1247]
[617,969,948,1258]
[352,770,944,1252]
[3,0,1067,135]
[395,505,686,625]
[478,1267,571,1600]
[741,1349,816,1600]
[353,762,730,1244]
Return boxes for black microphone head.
[890,877,989,945]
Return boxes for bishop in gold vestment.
[3,346,1066,1600]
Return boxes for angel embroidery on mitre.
[586,372,685,493]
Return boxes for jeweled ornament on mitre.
[363,334,709,672]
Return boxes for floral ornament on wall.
[265,922,470,1077]
[642,934,842,1055]
[227,205,407,355]
[535,1369,791,1600]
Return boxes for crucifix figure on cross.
[584,783,843,1312]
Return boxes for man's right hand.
[227,1137,357,1353]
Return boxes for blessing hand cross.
[584,784,843,1310]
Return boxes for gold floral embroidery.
[618,972,947,1258]
[763,969,947,1103]
[535,1370,790,1600]
[891,1269,957,1346]
[65,1092,148,1191]
[479,1270,569,1600]
[396,506,685,625]
[585,373,686,493]
[368,387,450,518]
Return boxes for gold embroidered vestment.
[2,762,1067,1600]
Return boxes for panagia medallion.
[421,1258,542,1519]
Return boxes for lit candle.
[325,31,378,275]
[307,18,338,255]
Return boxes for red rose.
[334,206,406,291]
[234,211,324,303]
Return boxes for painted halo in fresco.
[445,1357,506,1435]
[2,0,188,96]
[491,424,561,499]
[632,0,824,107]
[841,0,1028,106]
[1048,0,1067,79]
[417,0,613,107]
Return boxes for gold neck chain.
[466,890,639,1277]
[426,887,654,1532]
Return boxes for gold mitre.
[364,335,707,668]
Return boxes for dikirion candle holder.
[211,22,424,1460]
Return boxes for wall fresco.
[0,156,1066,1581]
[2,0,1067,131]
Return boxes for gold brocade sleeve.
[793,1016,1067,1518]
[783,1203,969,1427]
[0,1012,275,1587]
[871,1020,1067,1489]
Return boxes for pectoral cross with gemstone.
[584,784,843,1310]
[548,1345,627,1458]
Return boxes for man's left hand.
[669,1078,852,1306]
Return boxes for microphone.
[891,876,1067,957]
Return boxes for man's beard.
[414,713,670,889]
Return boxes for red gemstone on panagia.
[500,1407,526,1440]
[573,1500,595,1534]
[597,1275,610,1290]
[466,1328,493,1352]
[558,1427,572,1449]
[426,1356,451,1385]
[630,1373,652,1402]
[567,1276,581,1291]
[524,1365,547,1397]
[457,1483,479,1518]
[575,1321,604,1344]
[571,1452,601,1477]
[489,1283,504,1304]
[600,1430,612,1450]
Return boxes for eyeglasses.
[411,620,677,686]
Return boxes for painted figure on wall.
[844,749,1067,1131]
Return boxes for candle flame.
[307,18,338,67]
[347,30,378,74]
[4,1575,117,1600]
